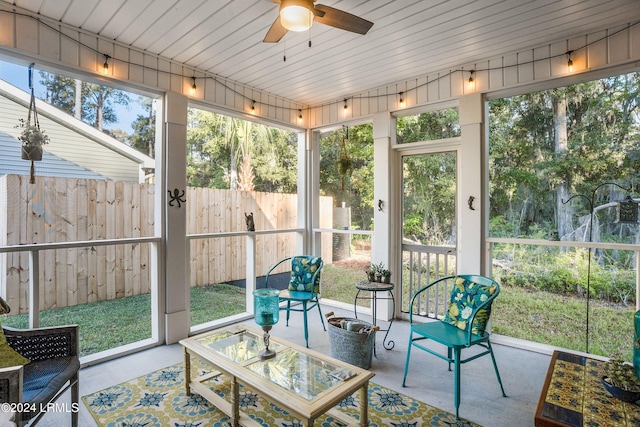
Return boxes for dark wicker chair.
[0,325,79,427]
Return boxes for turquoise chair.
[402,274,506,419]
[264,256,326,347]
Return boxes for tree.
[186,108,296,192]
[319,124,374,230]
[489,73,640,245]
[39,71,131,133]
[82,83,130,131]
[40,72,76,115]
[127,97,156,158]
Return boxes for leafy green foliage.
[39,71,130,131]
[319,125,374,230]
[186,108,297,191]
[402,152,456,244]
[396,108,461,143]
[489,74,640,242]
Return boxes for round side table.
[354,280,395,355]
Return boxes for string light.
[102,54,110,75]
[190,77,197,95]
[398,92,405,108]
[251,100,256,114]
[343,98,348,112]
[0,10,635,118]
[468,70,475,89]
[297,109,303,122]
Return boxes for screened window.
[396,107,460,143]
[0,61,159,357]
[487,72,640,359]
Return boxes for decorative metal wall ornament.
[167,188,186,208]
[562,182,633,353]
[245,212,255,231]
[468,196,475,210]
[616,194,639,224]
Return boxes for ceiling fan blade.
[313,4,373,35]
[263,16,288,43]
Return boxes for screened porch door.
[400,151,458,313]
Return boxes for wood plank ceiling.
[2,0,639,107]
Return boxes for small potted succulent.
[602,358,640,403]
[381,269,392,284]
[365,268,375,282]
[366,262,386,282]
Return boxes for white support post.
[372,112,394,322]
[164,92,189,344]
[299,130,311,254]
[246,233,257,313]
[458,93,484,274]
[28,250,39,328]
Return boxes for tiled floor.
[40,305,551,427]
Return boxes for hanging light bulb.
[102,54,110,75]
[468,70,475,89]
[251,100,256,114]
[280,0,314,32]
[343,99,348,111]
[297,109,303,123]
[190,77,197,95]
[398,92,405,108]
[566,51,574,72]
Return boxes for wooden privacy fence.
[0,175,333,314]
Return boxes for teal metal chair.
[264,255,326,347]
[402,274,506,419]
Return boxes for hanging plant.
[337,126,352,190]
[17,118,50,160]
[15,64,49,183]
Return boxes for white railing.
[401,243,456,315]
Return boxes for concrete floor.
[40,304,551,426]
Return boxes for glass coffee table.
[180,324,374,427]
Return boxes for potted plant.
[337,143,352,191]
[16,81,49,184]
[368,262,385,282]
[381,269,392,284]
[365,268,375,282]
[17,118,49,161]
[602,358,640,403]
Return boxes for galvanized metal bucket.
[325,312,378,369]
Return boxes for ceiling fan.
[263,0,374,43]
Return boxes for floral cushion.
[443,276,497,336]
[288,257,323,293]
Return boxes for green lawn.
[321,263,371,307]
[322,263,637,361]
[1,275,634,361]
[0,283,246,357]
[492,286,635,360]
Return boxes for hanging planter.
[16,64,49,183]
[337,126,352,191]
[18,120,47,161]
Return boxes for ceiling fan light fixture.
[280,0,314,32]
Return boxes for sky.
[0,60,144,134]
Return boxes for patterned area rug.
[83,358,481,427]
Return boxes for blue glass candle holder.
[253,288,280,360]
